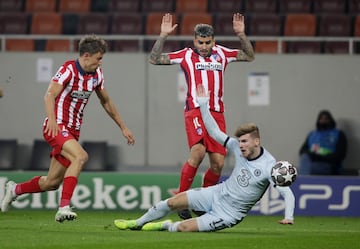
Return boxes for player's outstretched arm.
[233,13,255,62]
[197,85,228,145]
[149,13,178,65]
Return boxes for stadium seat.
[323,42,349,54]
[278,0,312,14]
[29,139,51,171]
[286,41,322,54]
[214,13,237,36]
[319,14,352,54]
[313,0,346,14]
[77,13,109,35]
[208,0,243,13]
[59,0,91,13]
[318,14,351,37]
[110,13,143,35]
[0,0,23,12]
[0,139,17,170]
[45,39,71,52]
[62,14,79,34]
[244,0,277,13]
[141,0,174,13]
[0,13,29,34]
[355,15,360,36]
[91,0,109,12]
[25,0,57,12]
[145,13,179,35]
[348,0,360,15]
[30,12,62,34]
[180,13,213,35]
[82,141,109,171]
[175,0,208,13]
[255,41,286,54]
[353,15,360,54]
[284,14,317,36]
[249,14,282,36]
[6,39,35,51]
[108,0,140,12]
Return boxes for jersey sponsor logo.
[70,90,92,99]
[237,168,251,187]
[195,62,222,71]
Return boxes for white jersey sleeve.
[198,96,228,146]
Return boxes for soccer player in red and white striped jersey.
[1,35,135,222]
[149,13,254,219]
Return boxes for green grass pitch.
[1,210,359,249]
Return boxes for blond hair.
[234,123,260,138]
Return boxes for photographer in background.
[299,110,347,175]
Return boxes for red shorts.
[43,122,79,168]
[184,108,226,155]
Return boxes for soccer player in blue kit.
[114,85,295,232]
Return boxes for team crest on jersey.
[92,78,98,85]
[196,127,203,135]
[211,53,221,62]
[195,62,222,71]
[61,129,69,137]
[254,169,261,177]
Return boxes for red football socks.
[59,176,78,207]
[178,162,198,192]
[15,176,42,195]
[202,168,220,187]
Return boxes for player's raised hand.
[196,84,207,98]
[233,13,245,35]
[278,218,294,225]
[196,84,210,106]
[160,13,178,36]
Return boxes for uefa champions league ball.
[271,161,297,186]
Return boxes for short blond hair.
[234,123,260,138]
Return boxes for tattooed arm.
[149,13,178,65]
[232,13,255,62]
[149,35,171,65]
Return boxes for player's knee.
[74,150,89,166]
[166,198,178,210]
[210,162,224,174]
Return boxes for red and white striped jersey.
[50,59,105,131]
[168,45,239,113]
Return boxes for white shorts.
[186,186,244,231]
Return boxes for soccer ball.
[271,161,297,186]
